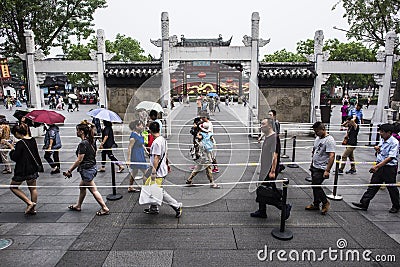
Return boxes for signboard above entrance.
[193,61,210,67]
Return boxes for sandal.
[2,170,12,174]
[68,205,81,212]
[128,186,141,193]
[25,202,36,214]
[116,166,125,173]
[210,184,220,189]
[96,209,110,216]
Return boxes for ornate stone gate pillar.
[24,30,41,109]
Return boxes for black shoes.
[351,202,368,211]
[250,210,267,218]
[50,168,60,174]
[345,169,357,174]
[389,207,399,213]
[173,205,182,218]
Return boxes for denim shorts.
[79,166,97,182]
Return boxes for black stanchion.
[281,130,289,159]
[271,179,293,241]
[367,123,373,146]
[327,155,343,201]
[107,162,123,201]
[287,136,299,168]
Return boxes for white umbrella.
[87,108,122,123]
[68,93,78,99]
[135,101,163,113]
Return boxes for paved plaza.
[0,102,399,266]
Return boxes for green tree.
[0,0,107,57]
[262,49,306,62]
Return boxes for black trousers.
[310,166,328,205]
[360,165,400,209]
[44,151,60,169]
[101,149,119,166]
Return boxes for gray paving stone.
[6,222,88,236]
[0,235,39,250]
[0,212,64,223]
[0,249,65,266]
[28,235,77,250]
[104,250,173,267]
[124,213,178,229]
[172,249,312,267]
[56,211,95,223]
[56,251,108,267]
[372,221,400,234]
[112,228,237,250]
[86,212,129,229]
[0,222,18,234]
[360,210,400,222]
[69,232,120,251]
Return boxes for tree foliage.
[262,49,306,62]
[63,34,150,86]
[333,0,400,52]
[0,0,107,56]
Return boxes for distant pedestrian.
[366,96,371,109]
[98,120,125,173]
[3,124,43,215]
[225,96,229,106]
[348,103,364,124]
[64,121,110,216]
[127,120,148,192]
[0,119,12,174]
[214,96,221,112]
[340,101,349,128]
[305,121,334,215]
[73,99,79,111]
[351,124,399,213]
[196,95,202,115]
[199,111,219,173]
[43,124,62,174]
[67,98,74,112]
[337,117,359,175]
[208,96,214,115]
[250,118,291,219]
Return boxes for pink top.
[341,104,349,117]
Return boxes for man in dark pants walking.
[250,118,291,219]
[352,124,400,213]
[305,122,335,215]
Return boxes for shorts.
[79,166,97,182]
[12,172,39,182]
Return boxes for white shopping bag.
[139,184,163,206]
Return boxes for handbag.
[139,183,163,205]
[256,185,283,206]
[22,140,44,173]
[342,136,349,145]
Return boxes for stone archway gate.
[310,30,399,125]
[20,29,109,109]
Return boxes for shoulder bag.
[22,140,44,172]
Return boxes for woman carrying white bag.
[140,121,182,218]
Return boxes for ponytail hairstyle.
[76,120,95,145]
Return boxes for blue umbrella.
[207,92,218,97]
[87,108,122,123]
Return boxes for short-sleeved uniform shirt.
[376,136,399,166]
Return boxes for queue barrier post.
[367,123,373,146]
[281,130,289,159]
[106,162,123,201]
[287,136,299,168]
[271,179,293,241]
[327,155,343,201]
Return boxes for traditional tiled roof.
[105,62,161,78]
[175,35,232,47]
[258,62,316,79]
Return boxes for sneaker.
[351,202,368,211]
[336,169,343,175]
[321,201,330,215]
[212,168,219,173]
[305,204,320,210]
[285,204,292,220]
[345,169,357,174]
[250,210,267,218]
[389,207,399,213]
[279,164,286,173]
[173,205,182,218]
[143,208,160,215]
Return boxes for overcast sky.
[89,0,350,59]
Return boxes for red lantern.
[197,72,206,79]
[226,78,233,83]
[171,78,178,84]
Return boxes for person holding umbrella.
[98,120,124,173]
[64,121,109,216]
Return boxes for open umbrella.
[135,101,163,113]
[13,110,30,121]
[25,110,65,124]
[87,108,122,123]
[68,93,78,99]
[207,92,218,97]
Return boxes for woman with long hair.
[127,120,148,192]
[64,121,109,216]
[2,124,43,214]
